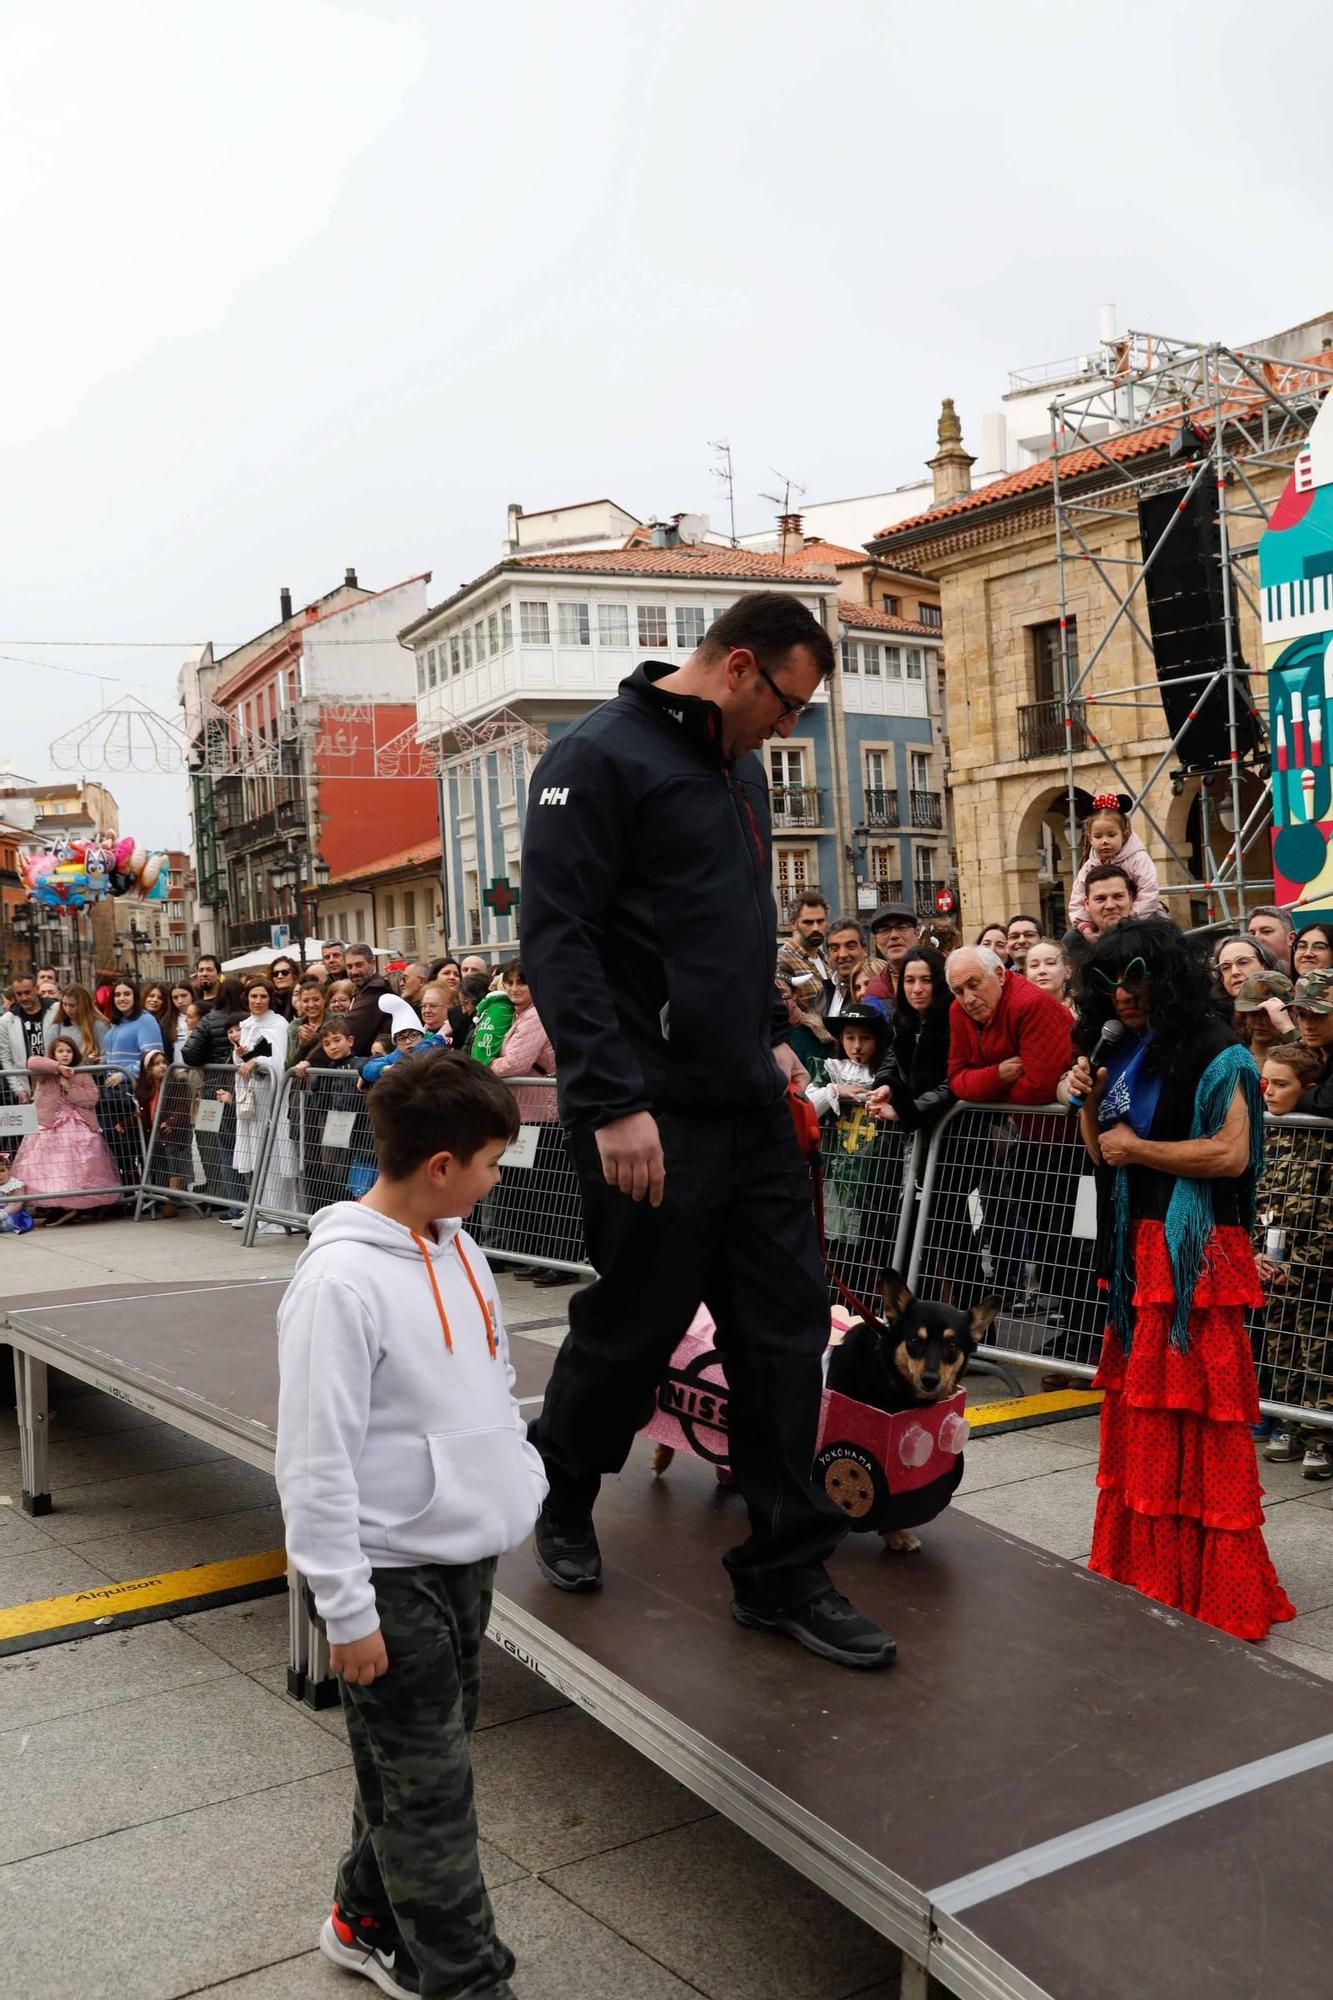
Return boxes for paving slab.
[545,1813,891,2000]
[470,1703,713,1872]
[0,1769,368,1999]
[950,1462,1099,1559]
[1256,1500,1333,1613]
[957,1430,1100,1496]
[1258,1629,1333,1681]
[0,1671,351,1866]
[28,1456,279,1549]
[71,1502,286,1581]
[477,1634,572,1731]
[252,1662,349,1742]
[0,1540,112,1612]
[174,1591,291,1672]
[0,1620,232,1732]
[0,1424,229,1498]
[0,1499,57,1556]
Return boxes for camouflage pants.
[335,1559,515,1999]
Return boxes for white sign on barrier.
[0,1102,38,1139]
[501,1126,539,1170]
[1072,1176,1099,1241]
[323,1109,356,1149]
[193,1099,224,1133]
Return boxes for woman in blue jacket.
[99,976,164,1191]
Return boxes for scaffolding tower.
[1050,331,1333,924]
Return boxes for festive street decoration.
[18,834,169,909]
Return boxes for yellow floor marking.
[969,1388,1103,1431]
[0,1547,286,1641]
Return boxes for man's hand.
[1098,1122,1138,1167]
[595,1111,665,1207]
[996,1056,1024,1085]
[331,1628,388,1685]
[1066,1054,1106,1105]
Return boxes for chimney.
[777,511,804,559]
[280,587,293,622]
[506,503,522,553]
[344,566,358,589]
[927,399,976,505]
[649,519,672,549]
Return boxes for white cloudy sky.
[2,0,1329,840]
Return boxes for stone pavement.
[2,1216,1330,1998]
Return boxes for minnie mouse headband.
[1091,792,1125,813]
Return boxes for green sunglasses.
[1090,956,1149,994]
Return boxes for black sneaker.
[732,1586,897,1669]
[534,1506,602,1591]
[320,1902,419,1997]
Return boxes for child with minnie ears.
[1067,793,1166,936]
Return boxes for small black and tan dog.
[824,1268,999,1550]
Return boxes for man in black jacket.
[521,591,895,1669]
[343,944,393,1058]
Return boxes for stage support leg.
[286,1561,339,1709]
[15,1351,52,1515]
[899,1953,934,2000]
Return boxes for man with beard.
[775,894,833,1023]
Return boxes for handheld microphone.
[1068,1018,1125,1110]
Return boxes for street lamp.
[269,841,330,965]
[114,924,151,982]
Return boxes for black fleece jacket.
[520,661,788,1129]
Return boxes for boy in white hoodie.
[276,1049,546,2000]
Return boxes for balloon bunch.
[18,834,169,909]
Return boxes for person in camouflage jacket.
[1254,1046,1333,1460]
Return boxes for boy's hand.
[331,1628,388,1684]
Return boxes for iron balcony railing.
[914,880,950,919]
[909,790,943,829]
[1018,698,1089,760]
[771,784,824,828]
[863,788,899,827]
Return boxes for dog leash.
[806,1144,886,1329]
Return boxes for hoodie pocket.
[384,1425,542,1558]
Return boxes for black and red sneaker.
[319,1901,420,1997]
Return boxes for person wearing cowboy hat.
[806,1004,892,1121]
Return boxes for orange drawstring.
[409,1230,498,1359]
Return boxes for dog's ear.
[967,1296,1002,1343]
[879,1267,913,1325]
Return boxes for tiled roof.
[874,422,1178,540]
[793,537,871,567]
[838,599,939,638]
[329,839,441,887]
[515,545,838,583]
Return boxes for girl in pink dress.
[12,1036,121,1225]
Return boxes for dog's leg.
[650,1442,675,1478]
[882,1528,922,1554]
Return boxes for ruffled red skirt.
[1090,1219,1295,1643]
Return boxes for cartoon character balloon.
[19,833,170,909]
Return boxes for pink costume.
[11,1055,121,1210]
[1068,829,1166,926]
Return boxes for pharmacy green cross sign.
[482,876,521,918]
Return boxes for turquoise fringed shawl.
[1108,1042,1263,1356]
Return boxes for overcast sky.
[3,0,1329,842]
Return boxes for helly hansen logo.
[539,786,569,806]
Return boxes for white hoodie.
[275,1202,548,1644]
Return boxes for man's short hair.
[322,939,347,952]
[827,917,865,944]
[948,944,1003,978]
[1006,914,1043,934]
[346,943,374,963]
[701,591,836,680]
[367,1049,519,1179]
[788,892,828,922]
[1083,862,1134,894]
[196,955,220,973]
[1247,905,1294,932]
[36,964,56,978]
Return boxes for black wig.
[1073,917,1224,1077]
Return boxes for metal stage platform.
[6,1278,1332,2000]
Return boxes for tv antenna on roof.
[709,440,737,546]
[759,467,806,515]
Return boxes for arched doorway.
[1012,784,1095,935]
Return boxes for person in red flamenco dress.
[1067,917,1295,1642]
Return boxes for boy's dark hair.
[1264,1042,1323,1087]
[368,1050,519,1179]
[700,590,835,680]
[461,971,490,1003]
[322,1013,352,1038]
[225,1012,245,1031]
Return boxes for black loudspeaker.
[1137,480,1263,770]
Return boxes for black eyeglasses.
[757,665,812,724]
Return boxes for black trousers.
[528,1101,843,1613]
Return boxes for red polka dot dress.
[1089,1027,1295,1643]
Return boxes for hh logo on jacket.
[538,786,569,806]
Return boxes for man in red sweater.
[946,946,1071,1104]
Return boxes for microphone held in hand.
[1068,1018,1126,1110]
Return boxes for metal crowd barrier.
[471,1078,590,1276]
[816,1100,921,1308]
[1,1060,146,1216]
[137,1062,259,1227]
[245,1064,377,1245]
[1247,1112,1333,1435]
